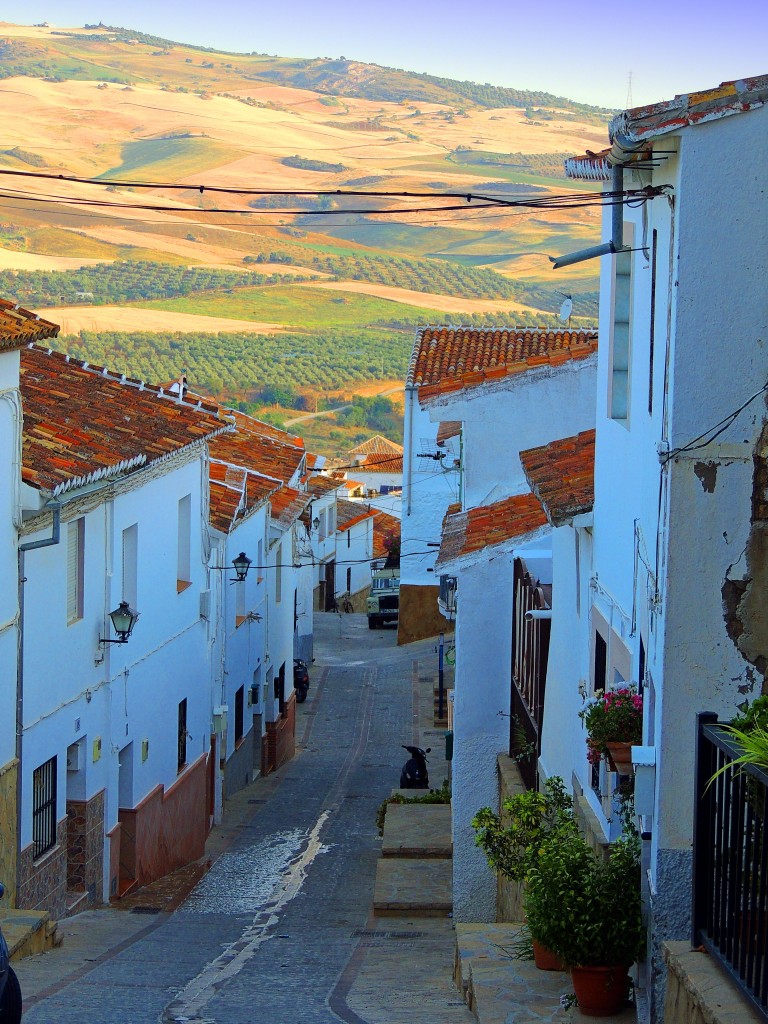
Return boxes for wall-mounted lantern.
[100,601,139,645]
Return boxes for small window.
[122,524,138,609]
[327,503,336,534]
[318,509,327,542]
[593,631,607,693]
[347,529,351,549]
[32,756,57,859]
[177,494,192,592]
[234,686,244,744]
[609,229,634,423]
[275,543,282,604]
[177,699,187,773]
[67,518,85,624]
[346,566,352,594]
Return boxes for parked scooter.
[400,744,431,789]
[293,658,310,703]
[0,883,22,1024]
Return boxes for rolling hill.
[0,21,609,447]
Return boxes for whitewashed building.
[0,303,60,908]
[18,344,229,915]
[305,473,342,612]
[537,75,768,1019]
[336,498,376,610]
[414,326,598,920]
[347,435,403,518]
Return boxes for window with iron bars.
[32,756,57,859]
[177,698,187,773]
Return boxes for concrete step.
[0,909,59,960]
[454,923,636,1024]
[373,857,452,917]
[381,803,452,859]
[65,890,90,917]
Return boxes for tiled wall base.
[0,760,18,907]
[18,818,68,918]
[224,730,255,799]
[66,789,105,908]
[262,695,296,775]
[115,752,209,896]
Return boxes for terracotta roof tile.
[306,473,344,497]
[209,472,278,534]
[520,429,595,526]
[436,421,462,445]
[372,509,401,560]
[21,346,228,496]
[270,486,311,529]
[349,435,403,457]
[208,429,304,486]
[0,300,59,351]
[336,497,376,532]
[407,326,598,402]
[358,453,404,473]
[436,492,548,566]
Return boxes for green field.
[138,284,452,328]
[101,137,244,181]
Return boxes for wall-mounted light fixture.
[99,601,139,645]
[232,551,252,581]
[312,517,320,531]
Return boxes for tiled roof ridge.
[520,428,596,527]
[29,344,225,416]
[412,326,598,403]
[209,457,284,490]
[436,490,548,567]
[0,300,60,348]
[610,74,768,146]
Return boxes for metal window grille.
[177,698,187,773]
[32,756,57,859]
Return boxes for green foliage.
[376,779,451,834]
[708,697,768,787]
[579,687,643,764]
[52,326,411,399]
[281,155,348,173]
[525,826,645,967]
[335,394,400,435]
[472,776,573,882]
[0,261,310,307]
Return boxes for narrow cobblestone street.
[15,614,472,1024]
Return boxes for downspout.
[16,500,61,904]
[551,163,626,269]
[405,385,416,516]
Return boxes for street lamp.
[232,551,252,581]
[100,601,139,645]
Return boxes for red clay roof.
[228,409,303,447]
[337,497,376,532]
[436,492,548,566]
[209,470,278,534]
[520,429,595,527]
[436,421,462,445]
[408,327,598,402]
[0,300,59,351]
[306,473,344,497]
[21,346,228,496]
[372,509,401,560]
[270,486,311,529]
[209,429,304,486]
[358,453,404,473]
[349,435,403,457]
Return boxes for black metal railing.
[693,712,768,1019]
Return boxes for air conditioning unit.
[199,589,211,620]
[66,742,81,772]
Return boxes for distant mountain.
[0,23,613,120]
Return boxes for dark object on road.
[0,883,22,1024]
[400,745,430,789]
[294,658,310,703]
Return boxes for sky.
[0,1,765,109]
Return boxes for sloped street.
[15,614,470,1024]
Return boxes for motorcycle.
[293,658,310,703]
[400,744,431,789]
[0,883,21,1024]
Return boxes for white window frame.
[67,517,85,625]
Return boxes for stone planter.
[605,741,634,776]
[571,964,631,1017]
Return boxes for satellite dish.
[558,296,573,323]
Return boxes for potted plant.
[524,826,645,1016]
[579,686,643,775]
[473,777,573,970]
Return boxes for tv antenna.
[626,71,634,109]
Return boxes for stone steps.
[454,922,636,1023]
[373,858,452,917]
[381,803,451,859]
[0,909,61,961]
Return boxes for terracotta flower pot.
[605,741,634,776]
[571,964,631,1017]
[532,938,566,971]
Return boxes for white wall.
[20,453,213,867]
[265,527,296,721]
[402,389,460,587]
[0,349,21,770]
[451,550,515,922]
[338,516,374,597]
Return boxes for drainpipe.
[404,385,415,517]
[15,501,61,904]
[551,163,626,269]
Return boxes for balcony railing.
[693,712,768,1019]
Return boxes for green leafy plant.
[472,776,572,883]
[376,779,450,834]
[524,826,645,968]
[579,687,643,766]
